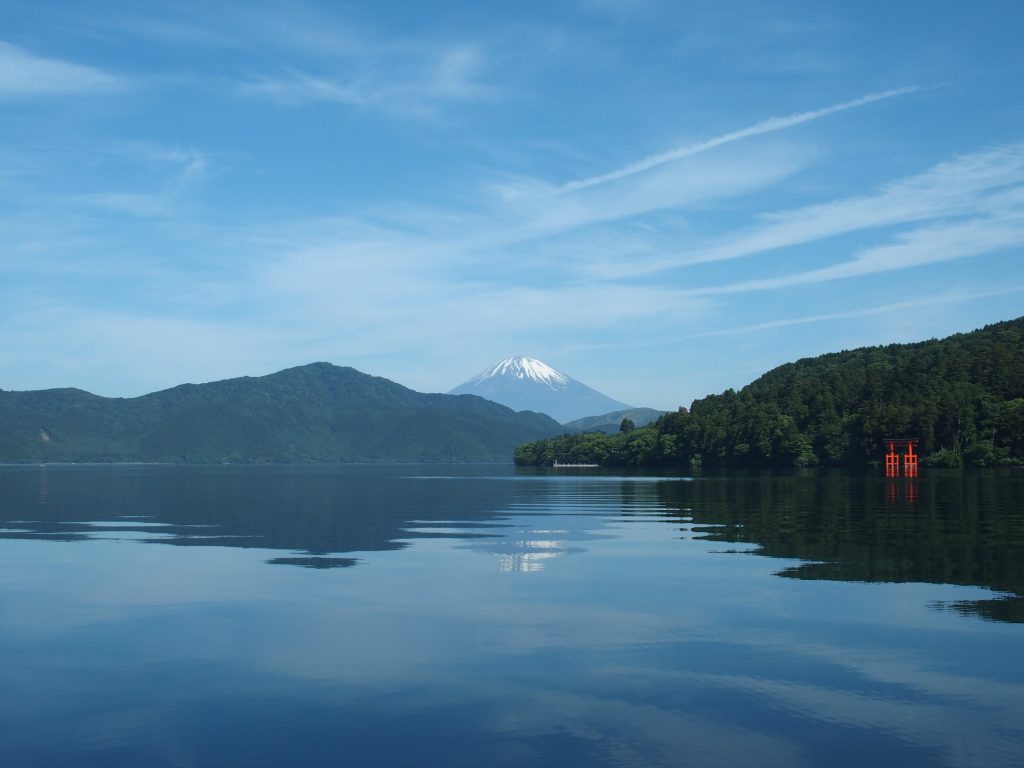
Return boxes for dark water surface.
[0,464,1021,767]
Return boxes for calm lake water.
[0,464,1021,767]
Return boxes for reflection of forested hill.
[0,465,518,566]
[517,316,1024,468]
[0,466,653,573]
[656,470,1024,623]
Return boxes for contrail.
[556,86,919,194]
[686,285,1024,339]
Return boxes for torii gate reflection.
[883,438,920,504]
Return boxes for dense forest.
[516,317,1024,469]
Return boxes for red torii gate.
[883,438,919,477]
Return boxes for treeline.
[515,317,1024,468]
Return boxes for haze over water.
[0,464,1021,767]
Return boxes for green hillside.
[562,407,667,433]
[516,317,1024,468]
[0,363,562,463]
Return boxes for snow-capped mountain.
[448,356,632,424]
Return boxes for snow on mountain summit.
[474,357,570,390]
[449,356,632,423]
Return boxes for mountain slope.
[0,363,563,463]
[448,356,631,423]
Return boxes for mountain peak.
[474,356,570,391]
[450,356,632,423]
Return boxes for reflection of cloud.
[491,531,573,573]
[496,550,564,573]
[478,685,810,768]
[691,629,1024,765]
[704,671,1017,765]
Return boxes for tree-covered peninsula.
[515,317,1024,469]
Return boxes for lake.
[0,464,1021,767]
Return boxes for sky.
[2,0,1023,410]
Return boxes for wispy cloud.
[226,132,1024,395]
[683,143,1024,269]
[242,43,494,117]
[58,146,210,218]
[2,303,287,396]
[486,143,806,245]
[555,87,918,194]
[107,16,240,49]
[580,142,1024,282]
[692,210,1024,296]
[64,192,174,218]
[0,42,126,96]
[689,286,1024,338]
[206,135,1019,374]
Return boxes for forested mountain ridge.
[561,407,667,434]
[0,363,563,463]
[516,317,1024,468]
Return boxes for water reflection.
[0,464,520,561]
[265,556,359,569]
[491,533,572,573]
[465,476,652,572]
[657,469,1024,623]
[2,465,1022,621]
[886,474,919,504]
[1,465,1023,766]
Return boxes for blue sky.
[2,0,1023,410]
